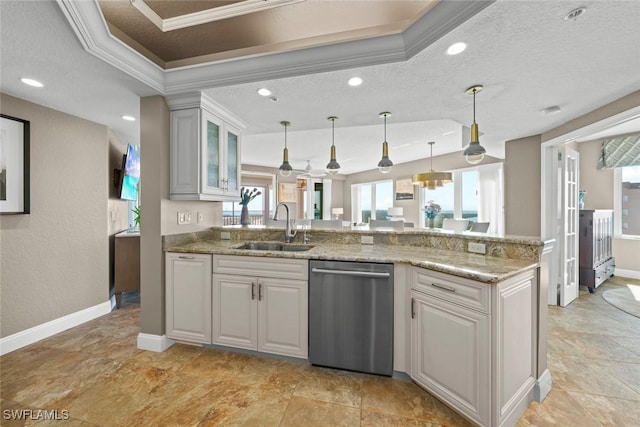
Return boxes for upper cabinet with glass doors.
[167,92,244,202]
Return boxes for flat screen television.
[119,144,140,201]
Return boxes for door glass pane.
[462,171,478,223]
[207,120,220,188]
[423,185,454,228]
[226,131,238,191]
[621,165,640,236]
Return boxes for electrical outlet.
[197,212,204,223]
[177,211,191,225]
[468,242,486,254]
[361,235,374,245]
[221,231,231,240]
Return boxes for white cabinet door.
[411,290,490,426]
[212,274,258,350]
[170,108,200,196]
[258,277,308,358]
[165,253,212,344]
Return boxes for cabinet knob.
[251,283,256,300]
[411,298,415,319]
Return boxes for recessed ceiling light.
[20,78,43,88]
[348,77,363,87]
[540,106,561,115]
[446,42,467,55]
[122,115,136,121]
[257,88,271,96]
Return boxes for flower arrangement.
[240,187,261,206]
[424,200,441,219]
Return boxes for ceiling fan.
[297,160,327,178]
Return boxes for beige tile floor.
[2,277,639,426]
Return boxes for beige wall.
[0,94,109,337]
[503,135,542,237]
[139,96,168,336]
[578,139,639,272]
[344,152,502,225]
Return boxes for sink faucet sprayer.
[274,202,297,243]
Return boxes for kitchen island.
[162,226,554,427]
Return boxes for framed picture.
[278,182,297,202]
[395,178,414,200]
[0,114,30,214]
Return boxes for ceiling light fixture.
[412,141,453,189]
[463,85,486,165]
[564,7,586,21]
[257,88,271,96]
[540,105,561,115]
[20,78,43,88]
[278,121,292,177]
[348,77,363,87]
[122,115,136,121]
[377,112,393,173]
[326,116,340,175]
[446,42,467,55]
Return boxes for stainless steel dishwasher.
[309,260,393,376]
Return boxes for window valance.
[597,134,640,169]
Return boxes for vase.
[426,217,434,229]
[240,204,250,226]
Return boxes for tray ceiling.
[98,0,435,68]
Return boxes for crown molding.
[56,0,494,96]
[57,0,165,93]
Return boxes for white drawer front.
[213,255,308,280]
[412,268,490,314]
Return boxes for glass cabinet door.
[226,127,240,193]
[202,111,223,194]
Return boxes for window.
[614,165,640,238]
[223,185,268,225]
[419,164,502,232]
[351,180,393,223]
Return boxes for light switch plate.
[361,235,374,245]
[468,242,486,254]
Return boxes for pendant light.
[463,85,486,165]
[412,141,453,189]
[377,112,393,173]
[326,116,340,175]
[278,121,293,177]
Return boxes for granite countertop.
[165,239,538,284]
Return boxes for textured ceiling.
[98,0,433,67]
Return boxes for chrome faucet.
[274,202,297,243]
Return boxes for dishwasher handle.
[311,268,391,278]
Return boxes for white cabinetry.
[167,92,244,202]
[410,268,536,427]
[212,255,308,359]
[165,252,212,344]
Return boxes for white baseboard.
[534,369,552,402]
[137,333,175,352]
[0,301,112,356]
[615,268,640,280]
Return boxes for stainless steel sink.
[233,242,314,252]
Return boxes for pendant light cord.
[331,118,335,147]
[383,114,387,141]
[473,89,476,123]
[284,123,287,149]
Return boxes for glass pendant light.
[326,116,340,175]
[377,112,393,173]
[463,85,486,165]
[278,120,292,177]
[412,141,453,188]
